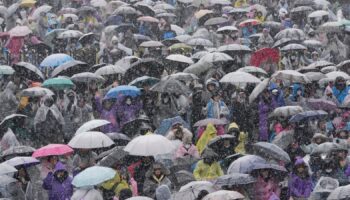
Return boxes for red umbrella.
[250,48,279,67]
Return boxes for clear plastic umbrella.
[166,54,194,64]
[227,155,267,174]
[0,163,17,176]
[32,5,52,19]
[174,181,216,200]
[199,52,232,63]
[95,65,126,76]
[68,131,114,149]
[21,87,54,97]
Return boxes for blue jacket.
[332,86,349,104]
[207,99,226,119]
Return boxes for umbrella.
[253,142,291,163]
[217,44,252,53]
[0,114,27,127]
[251,163,287,173]
[125,134,175,156]
[174,181,215,200]
[9,25,32,37]
[140,40,164,48]
[326,71,350,80]
[209,0,230,5]
[250,48,279,67]
[115,56,141,71]
[95,65,126,76]
[77,6,96,13]
[174,170,195,187]
[317,21,344,33]
[126,197,153,200]
[68,131,114,149]
[71,72,105,83]
[208,135,235,151]
[78,32,95,43]
[57,30,83,39]
[249,78,270,103]
[297,66,319,73]
[51,60,87,77]
[115,23,137,33]
[302,39,323,49]
[137,16,159,23]
[269,106,304,118]
[0,6,8,17]
[311,142,340,155]
[113,6,138,15]
[156,116,189,136]
[273,38,295,48]
[307,61,334,69]
[237,66,268,77]
[72,166,116,188]
[12,62,44,81]
[7,3,19,17]
[294,0,314,6]
[153,3,175,10]
[32,5,52,19]
[135,3,155,16]
[127,58,164,77]
[91,0,107,7]
[1,146,35,158]
[167,72,199,82]
[151,78,191,94]
[5,156,40,167]
[0,163,17,176]
[308,10,329,18]
[204,17,228,26]
[217,26,238,33]
[327,184,350,200]
[97,146,129,167]
[289,110,328,123]
[20,0,36,7]
[239,19,261,27]
[59,7,77,14]
[194,118,228,127]
[214,173,255,187]
[291,6,313,13]
[42,77,74,90]
[166,54,193,64]
[312,177,339,194]
[75,119,111,134]
[0,65,14,75]
[169,43,193,53]
[220,71,261,85]
[191,51,209,60]
[187,38,213,47]
[304,72,326,81]
[105,85,141,99]
[44,29,67,47]
[106,132,131,142]
[199,52,232,63]
[40,53,74,68]
[175,35,192,43]
[281,43,307,51]
[272,70,310,84]
[274,28,306,41]
[0,175,17,186]
[227,155,267,174]
[337,60,350,73]
[203,190,244,200]
[32,144,73,158]
[21,87,54,97]
[321,66,337,74]
[307,98,337,111]
[272,129,295,150]
[89,63,107,73]
[156,12,176,18]
[129,76,160,88]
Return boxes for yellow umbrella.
[20,0,36,7]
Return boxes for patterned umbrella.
[151,78,191,94]
[275,28,306,41]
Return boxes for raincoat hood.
[54,162,67,173]
[5,81,17,93]
[196,123,217,154]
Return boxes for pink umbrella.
[9,26,32,37]
[32,144,74,158]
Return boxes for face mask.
[163,97,169,103]
[126,99,132,105]
[325,168,333,173]
[184,144,191,149]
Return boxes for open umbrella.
[129,76,160,88]
[269,106,304,118]
[302,39,323,49]
[72,166,116,188]
[0,65,15,75]
[5,156,40,167]
[191,51,209,60]
[75,119,111,134]
[91,0,107,7]
[21,87,54,97]
[307,61,334,69]
[214,173,255,187]
[9,25,32,37]
[156,116,189,136]
[308,10,329,18]
[167,72,199,82]
[327,184,350,200]
[175,35,192,43]
[0,6,8,17]
[59,7,77,14]
[326,71,350,80]
[272,70,310,84]
[7,3,19,17]
[217,44,252,53]
[151,78,191,94]
[199,52,232,63]
[204,17,228,26]
[291,6,313,13]
[106,132,131,143]
[124,134,175,156]
[304,72,326,81]
[40,53,74,68]
[97,146,129,167]
[137,16,159,23]
[237,66,268,77]
[77,5,96,13]
[42,77,74,90]
[32,5,52,19]
[71,72,105,84]
[289,110,328,123]
[249,78,270,103]
[68,131,114,149]
[227,155,267,174]
[312,177,339,195]
[253,142,291,163]
[250,48,279,67]
[1,146,35,158]
[140,40,164,48]
[274,28,306,41]
[95,65,126,76]
[115,56,141,71]
[166,54,194,64]
[194,118,228,127]
[153,3,175,10]
[114,6,138,15]
[272,130,295,150]
[105,85,141,99]
[187,38,213,47]
[57,30,83,39]
[203,190,244,200]
[0,175,17,186]
[174,181,215,200]
[0,163,17,175]
[0,114,27,127]
[251,163,287,173]
[51,60,87,77]
[317,21,344,33]
[321,66,338,74]
[239,19,260,27]
[217,26,238,33]
[281,43,307,51]
[307,98,337,111]
[311,142,341,155]
[32,144,73,158]
[220,71,261,85]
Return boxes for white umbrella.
[140,40,164,48]
[217,44,252,52]
[203,190,244,200]
[167,72,199,82]
[199,52,233,63]
[21,87,54,97]
[71,72,105,83]
[237,66,268,76]
[326,71,350,80]
[0,175,17,186]
[187,38,213,47]
[0,163,17,176]
[272,70,310,84]
[175,34,192,43]
[9,25,32,37]
[321,66,337,74]
[91,0,107,7]
[174,181,216,200]
[281,43,307,51]
[166,54,194,64]
[60,14,79,22]
[68,131,114,149]
[153,3,175,10]
[191,51,209,60]
[58,30,83,39]
[5,156,40,167]
[308,10,329,18]
[75,120,111,134]
[171,24,185,35]
[0,65,15,75]
[32,5,52,19]
[95,65,126,76]
[220,71,261,85]
[115,56,141,70]
[217,26,238,33]
[124,134,175,156]
[269,106,304,118]
[249,78,270,103]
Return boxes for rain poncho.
[117,98,143,128]
[94,96,120,132]
[0,128,20,153]
[196,124,217,154]
[71,188,103,200]
[143,163,172,198]
[101,172,130,197]
[0,82,18,121]
[288,158,313,199]
[156,185,172,200]
[193,160,224,181]
[25,166,48,200]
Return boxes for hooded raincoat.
[196,124,217,154]
[0,82,18,121]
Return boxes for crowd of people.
[0,0,350,199]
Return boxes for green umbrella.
[0,65,15,75]
[42,77,74,90]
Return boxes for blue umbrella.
[105,85,141,99]
[289,110,328,123]
[72,166,116,188]
[155,116,189,136]
[40,53,74,68]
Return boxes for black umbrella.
[106,132,131,146]
[89,63,107,72]
[214,173,256,187]
[252,142,291,163]
[115,23,137,33]
[0,114,27,127]
[121,114,152,136]
[51,60,87,77]
[78,32,96,44]
[12,62,45,81]
[97,146,129,167]
[135,3,155,16]
[126,58,164,80]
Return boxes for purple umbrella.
[307,98,337,111]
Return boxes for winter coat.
[175,143,200,159]
[71,189,103,200]
[95,96,120,132]
[332,86,349,105]
[117,100,142,128]
[254,176,281,200]
[205,99,229,119]
[143,164,172,199]
[42,162,73,200]
[193,160,224,181]
[196,124,217,154]
[0,82,18,121]
[166,127,193,143]
[156,185,172,200]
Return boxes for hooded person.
[143,162,172,198]
[117,96,143,128]
[332,76,349,105]
[193,148,224,181]
[166,122,193,143]
[0,81,18,121]
[42,162,73,200]
[153,93,179,127]
[205,92,229,119]
[175,134,200,160]
[196,123,218,154]
[288,157,313,199]
[25,165,48,200]
[94,94,120,133]
[0,128,20,153]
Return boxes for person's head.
[119,189,133,200]
[196,190,209,200]
[67,90,75,101]
[258,169,270,179]
[102,98,115,110]
[203,157,214,165]
[335,76,346,91]
[47,156,58,165]
[336,130,349,140]
[54,169,68,183]
[212,92,221,102]
[256,11,263,17]
[262,28,269,36]
[77,97,86,108]
[161,93,170,104]
[44,96,54,107]
[125,96,132,105]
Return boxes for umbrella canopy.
[311,142,340,155]
[32,144,73,158]
[0,163,17,176]
[214,173,256,187]
[307,98,337,112]
[227,155,267,174]
[237,66,268,77]
[129,76,160,88]
[203,190,244,200]
[281,43,307,51]
[204,17,228,26]
[9,25,32,37]
[75,119,111,134]
[308,10,329,18]
[313,177,339,194]
[71,72,105,84]
[269,106,304,118]
[272,70,310,84]
[156,116,189,136]
[0,65,15,75]
[140,40,164,48]
[252,163,287,173]
[72,166,116,188]
[51,60,87,77]
[291,6,313,13]
[151,78,191,94]
[307,61,334,69]
[167,72,199,82]
[327,184,350,200]
[58,30,83,39]
[97,146,129,167]
[153,3,175,10]
[20,87,54,97]
[217,26,238,33]
[5,156,40,167]
[77,6,96,13]
[32,5,52,19]
[302,39,323,49]
[0,175,17,186]
[250,48,279,67]
[0,114,27,127]
[194,118,228,127]
[166,54,194,64]
[326,71,350,80]
[289,110,328,123]
[42,77,74,90]
[124,134,175,156]
[220,71,261,85]
[105,85,141,99]
[304,72,326,81]
[272,130,295,150]
[7,3,19,17]
[317,21,344,33]
[239,19,261,27]
[68,131,114,149]
[174,181,215,200]
[249,78,270,103]
[199,52,232,63]
[91,0,107,7]
[95,65,126,76]
[187,38,214,47]
[253,142,291,163]
[137,16,159,23]
[217,44,252,53]
[1,146,35,158]
[40,53,74,68]
[274,28,306,41]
